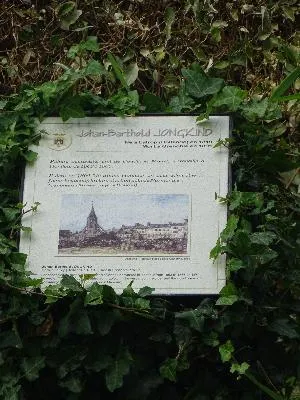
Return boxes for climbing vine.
[0,47,299,399]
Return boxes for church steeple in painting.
[87,203,98,229]
[82,203,104,237]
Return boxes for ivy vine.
[0,52,299,400]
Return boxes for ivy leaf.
[250,231,277,246]
[220,215,239,241]
[182,68,224,98]
[93,309,121,336]
[61,275,83,292]
[105,348,132,392]
[159,358,177,382]
[81,36,100,52]
[68,36,100,58]
[216,295,239,306]
[255,248,278,265]
[107,53,128,89]
[85,282,117,305]
[168,85,195,112]
[212,86,247,111]
[59,97,85,122]
[2,208,19,222]
[59,298,93,337]
[219,340,234,363]
[0,100,7,110]
[216,282,239,306]
[142,93,165,112]
[164,7,176,42]
[55,347,87,378]
[138,286,155,297]
[0,330,22,349]
[227,258,245,272]
[133,297,151,310]
[85,353,113,372]
[23,150,38,163]
[56,2,82,31]
[210,238,224,260]
[59,375,83,393]
[230,362,250,375]
[268,319,299,339]
[175,309,205,332]
[21,356,45,381]
[124,63,139,86]
[240,98,269,121]
[83,60,106,77]
[44,284,65,304]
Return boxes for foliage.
[0,5,299,399]
[0,0,299,101]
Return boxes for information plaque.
[20,116,230,294]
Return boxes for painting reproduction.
[58,194,189,255]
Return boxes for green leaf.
[105,348,132,392]
[241,98,269,121]
[109,90,140,115]
[270,67,300,101]
[164,7,176,42]
[0,100,8,110]
[229,191,264,212]
[44,284,65,304]
[219,340,234,363]
[175,309,205,332]
[227,258,245,272]
[55,347,87,378]
[82,36,100,52]
[138,286,155,297]
[221,215,239,241]
[21,356,45,381]
[124,63,139,86]
[85,283,117,306]
[159,358,177,382]
[0,330,22,350]
[143,93,165,112]
[59,298,93,337]
[93,309,121,335]
[59,97,85,121]
[212,86,247,111]
[203,331,220,347]
[84,60,106,77]
[107,53,128,89]
[230,362,250,375]
[268,319,299,339]
[168,85,195,113]
[216,295,239,306]
[256,248,278,264]
[23,150,38,163]
[216,282,239,306]
[61,274,83,292]
[56,2,82,30]
[2,208,19,222]
[133,297,151,310]
[84,282,104,305]
[219,282,238,297]
[59,375,83,393]
[250,231,277,246]
[182,68,224,98]
[85,353,113,372]
[210,238,223,260]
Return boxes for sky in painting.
[59,194,189,232]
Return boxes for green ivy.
[0,53,299,400]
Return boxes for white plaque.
[20,116,230,294]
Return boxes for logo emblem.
[47,133,72,151]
